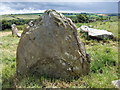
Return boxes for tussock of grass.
[82,67,118,88]
[87,45,117,72]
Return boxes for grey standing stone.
[16,9,90,79]
[11,24,21,38]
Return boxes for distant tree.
[1,19,11,30]
[76,14,89,23]
[67,16,78,23]
[99,16,103,20]
[1,19,34,30]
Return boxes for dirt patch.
[0,31,23,37]
[97,14,108,16]
[0,31,12,37]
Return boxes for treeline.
[1,13,118,30]
[1,19,34,30]
[67,14,89,23]
[67,14,117,23]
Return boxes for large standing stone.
[17,10,90,79]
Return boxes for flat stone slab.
[78,25,113,40]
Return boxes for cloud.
[0,4,45,15]
[0,3,83,15]
[0,2,118,15]
[1,0,119,2]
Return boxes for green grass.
[0,21,119,88]
[1,14,39,20]
[87,44,117,72]
[0,34,20,88]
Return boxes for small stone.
[112,79,120,88]
[0,42,3,45]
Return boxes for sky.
[0,0,119,15]
[1,0,119,2]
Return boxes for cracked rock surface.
[17,9,90,79]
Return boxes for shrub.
[1,20,11,30]
[1,19,35,30]
[76,14,89,23]
[67,16,78,23]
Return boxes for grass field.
[1,14,40,20]
[0,19,119,88]
[1,13,117,20]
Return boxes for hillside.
[0,12,119,88]
[1,13,118,20]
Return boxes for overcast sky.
[0,1,119,15]
[1,0,119,2]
